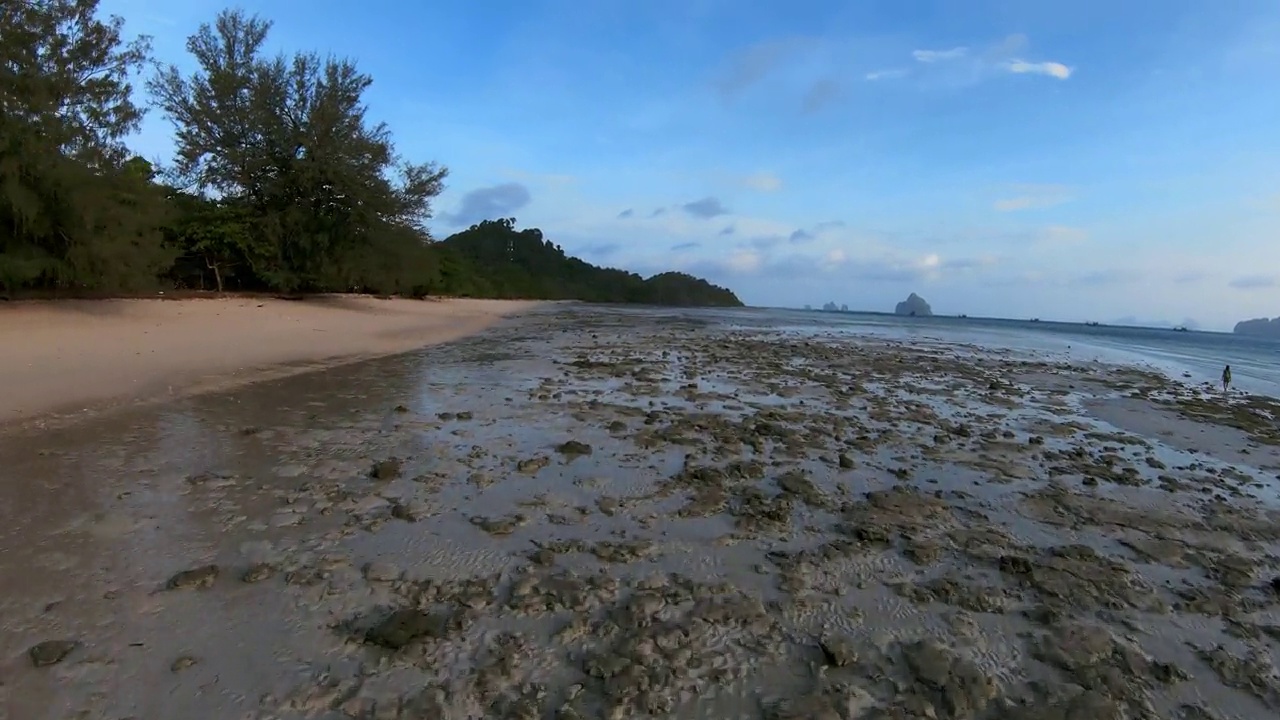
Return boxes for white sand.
[0,295,540,424]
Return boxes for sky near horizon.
[105,0,1279,330]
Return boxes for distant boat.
[1030,318,1041,323]
[1085,321,1100,327]
[1173,326,1189,332]
[958,313,968,318]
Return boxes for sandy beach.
[2,305,1279,719]
[0,295,540,426]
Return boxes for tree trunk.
[205,256,224,293]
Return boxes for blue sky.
[107,0,1279,329]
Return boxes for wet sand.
[0,295,540,426]
[2,305,1279,719]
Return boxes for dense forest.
[0,0,743,307]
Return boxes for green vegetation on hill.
[0,1,743,308]
[433,219,741,305]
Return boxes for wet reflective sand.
[2,305,1279,719]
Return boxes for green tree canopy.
[0,0,172,295]
[148,8,447,291]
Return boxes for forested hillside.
[0,1,742,308]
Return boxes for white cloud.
[865,68,908,81]
[895,37,1072,86]
[913,47,968,63]
[741,171,783,192]
[1002,60,1073,80]
[993,184,1074,212]
[823,248,847,267]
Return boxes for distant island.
[1234,317,1280,338]
[895,293,933,317]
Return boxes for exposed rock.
[895,292,933,317]
[369,458,401,480]
[364,608,456,650]
[819,633,858,667]
[241,563,275,583]
[555,440,593,456]
[470,513,527,536]
[170,655,199,672]
[364,561,402,582]
[166,564,219,590]
[29,640,78,667]
[517,456,550,474]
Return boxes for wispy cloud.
[913,47,968,63]
[747,235,784,250]
[1071,269,1140,287]
[741,171,783,192]
[801,78,842,113]
[580,242,620,257]
[993,184,1074,212]
[713,36,817,100]
[617,208,634,219]
[719,225,735,236]
[1003,59,1073,79]
[881,35,1071,85]
[865,68,908,81]
[681,196,731,219]
[1034,225,1089,248]
[440,183,531,226]
[672,241,700,251]
[1230,274,1278,289]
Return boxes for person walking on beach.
[1222,364,1232,394]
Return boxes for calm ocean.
[698,307,1280,399]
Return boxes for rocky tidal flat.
[2,306,1279,719]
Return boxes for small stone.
[29,640,78,667]
[370,458,402,480]
[819,634,858,666]
[241,563,275,583]
[365,609,453,649]
[517,456,550,474]
[998,555,1034,575]
[470,514,526,536]
[170,655,198,672]
[166,564,219,590]
[364,561,402,582]
[838,453,855,469]
[555,440,593,456]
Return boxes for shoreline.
[0,295,542,430]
